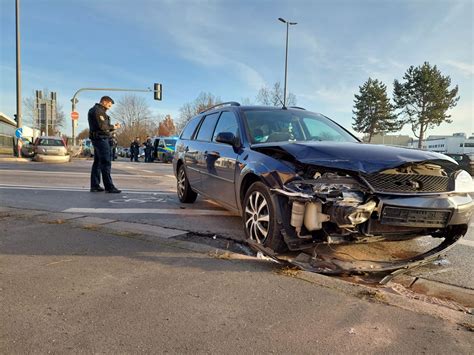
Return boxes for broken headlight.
[277,173,377,233]
[454,170,474,193]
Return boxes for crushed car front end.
[251,142,474,250]
[275,166,473,246]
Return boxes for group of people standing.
[129,136,154,162]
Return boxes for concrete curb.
[0,156,31,162]
[1,205,472,326]
[392,275,474,308]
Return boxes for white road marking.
[0,169,168,179]
[459,239,474,247]
[140,170,154,173]
[62,208,237,216]
[0,184,173,194]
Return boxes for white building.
[409,133,474,154]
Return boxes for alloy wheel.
[177,167,186,199]
[244,191,270,244]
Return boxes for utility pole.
[15,0,22,128]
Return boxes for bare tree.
[256,82,296,107]
[158,115,177,136]
[110,94,153,127]
[176,92,221,132]
[22,89,65,134]
[77,128,90,140]
[110,94,158,145]
[23,96,36,128]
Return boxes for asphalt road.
[2,212,472,353]
[0,158,473,291]
[1,157,473,353]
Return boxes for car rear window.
[38,139,65,147]
[180,117,202,140]
[196,113,219,142]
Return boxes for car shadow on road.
[0,212,274,275]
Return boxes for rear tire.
[177,164,197,203]
[243,181,287,252]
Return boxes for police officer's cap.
[100,96,115,104]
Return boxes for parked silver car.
[33,136,70,162]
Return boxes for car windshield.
[38,138,64,147]
[243,109,358,144]
[165,139,177,148]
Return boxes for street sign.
[71,111,79,120]
[15,128,23,139]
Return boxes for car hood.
[251,141,458,174]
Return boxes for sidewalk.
[0,208,472,353]
[0,153,71,163]
[0,153,30,162]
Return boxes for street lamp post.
[278,17,297,107]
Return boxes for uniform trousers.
[91,137,115,190]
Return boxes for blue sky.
[1,0,473,138]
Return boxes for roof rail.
[289,106,306,110]
[199,101,240,114]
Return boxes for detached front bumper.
[378,194,474,227]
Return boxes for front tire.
[177,165,197,203]
[243,181,286,252]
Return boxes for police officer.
[88,96,121,193]
[130,137,140,162]
[144,136,153,163]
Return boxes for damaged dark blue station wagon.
[173,102,473,261]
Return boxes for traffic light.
[154,83,162,101]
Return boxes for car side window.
[212,111,239,142]
[196,113,219,142]
[181,117,201,140]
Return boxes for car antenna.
[278,97,287,110]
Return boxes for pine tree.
[393,62,459,148]
[352,78,401,142]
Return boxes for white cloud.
[299,84,355,114]
[444,60,474,76]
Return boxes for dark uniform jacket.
[144,139,153,153]
[88,103,115,139]
[130,141,140,154]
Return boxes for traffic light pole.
[70,86,158,146]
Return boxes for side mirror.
[215,132,238,146]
